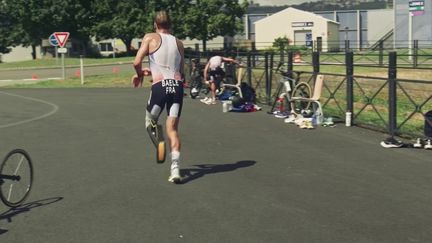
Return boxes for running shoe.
[204,98,216,105]
[322,117,335,127]
[284,114,296,123]
[380,137,404,148]
[425,139,432,150]
[413,138,423,148]
[299,120,308,129]
[306,121,314,129]
[168,166,181,184]
[200,97,210,103]
[275,111,289,119]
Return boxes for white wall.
[255,8,340,51]
[1,46,41,63]
[367,9,393,43]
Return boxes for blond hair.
[154,11,171,29]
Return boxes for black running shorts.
[147,79,184,118]
[209,67,225,83]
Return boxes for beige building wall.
[327,22,340,51]
[1,46,41,63]
[367,9,393,44]
[255,7,340,51]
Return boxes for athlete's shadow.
[180,160,256,184]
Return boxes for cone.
[75,69,81,77]
[31,74,38,80]
[112,67,120,73]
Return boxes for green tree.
[5,0,58,59]
[182,0,248,51]
[4,0,92,59]
[91,0,152,55]
[272,36,290,52]
[0,1,16,55]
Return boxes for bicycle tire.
[291,82,312,113]
[189,76,202,99]
[0,149,33,208]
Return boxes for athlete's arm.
[176,39,185,79]
[222,57,240,65]
[133,34,153,79]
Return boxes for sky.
[252,0,320,6]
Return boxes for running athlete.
[132,11,184,183]
[201,55,240,105]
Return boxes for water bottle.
[222,102,228,112]
[277,97,284,112]
[345,111,352,127]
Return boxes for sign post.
[408,0,424,61]
[50,32,70,80]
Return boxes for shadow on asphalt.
[0,197,63,235]
[180,160,256,184]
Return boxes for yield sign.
[53,32,70,48]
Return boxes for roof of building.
[247,5,288,15]
[254,7,339,25]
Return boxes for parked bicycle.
[0,149,33,207]
[189,59,210,99]
[268,64,312,116]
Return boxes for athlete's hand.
[132,68,152,88]
[132,75,143,88]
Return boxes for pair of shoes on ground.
[380,137,405,148]
[200,97,216,105]
[274,110,290,119]
[322,117,335,127]
[284,114,296,123]
[300,120,314,129]
[413,138,432,149]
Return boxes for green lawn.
[0,56,134,70]
[6,71,152,88]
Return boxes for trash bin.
[425,110,432,137]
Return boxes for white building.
[254,7,340,51]
[1,46,41,62]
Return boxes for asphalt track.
[0,88,431,243]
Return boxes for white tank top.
[209,56,223,70]
[149,33,182,83]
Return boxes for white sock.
[171,150,180,169]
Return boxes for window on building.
[100,42,113,52]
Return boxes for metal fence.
[185,49,432,138]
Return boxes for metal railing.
[185,49,432,138]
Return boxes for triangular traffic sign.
[54,32,70,48]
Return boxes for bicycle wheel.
[0,149,33,208]
[189,76,202,99]
[291,82,312,113]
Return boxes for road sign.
[53,32,70,48]
[58,48,68,54]
[409,0,425,16]
[48,34,58,47]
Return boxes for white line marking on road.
[0,80,13,82]
[0,91,60,129]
